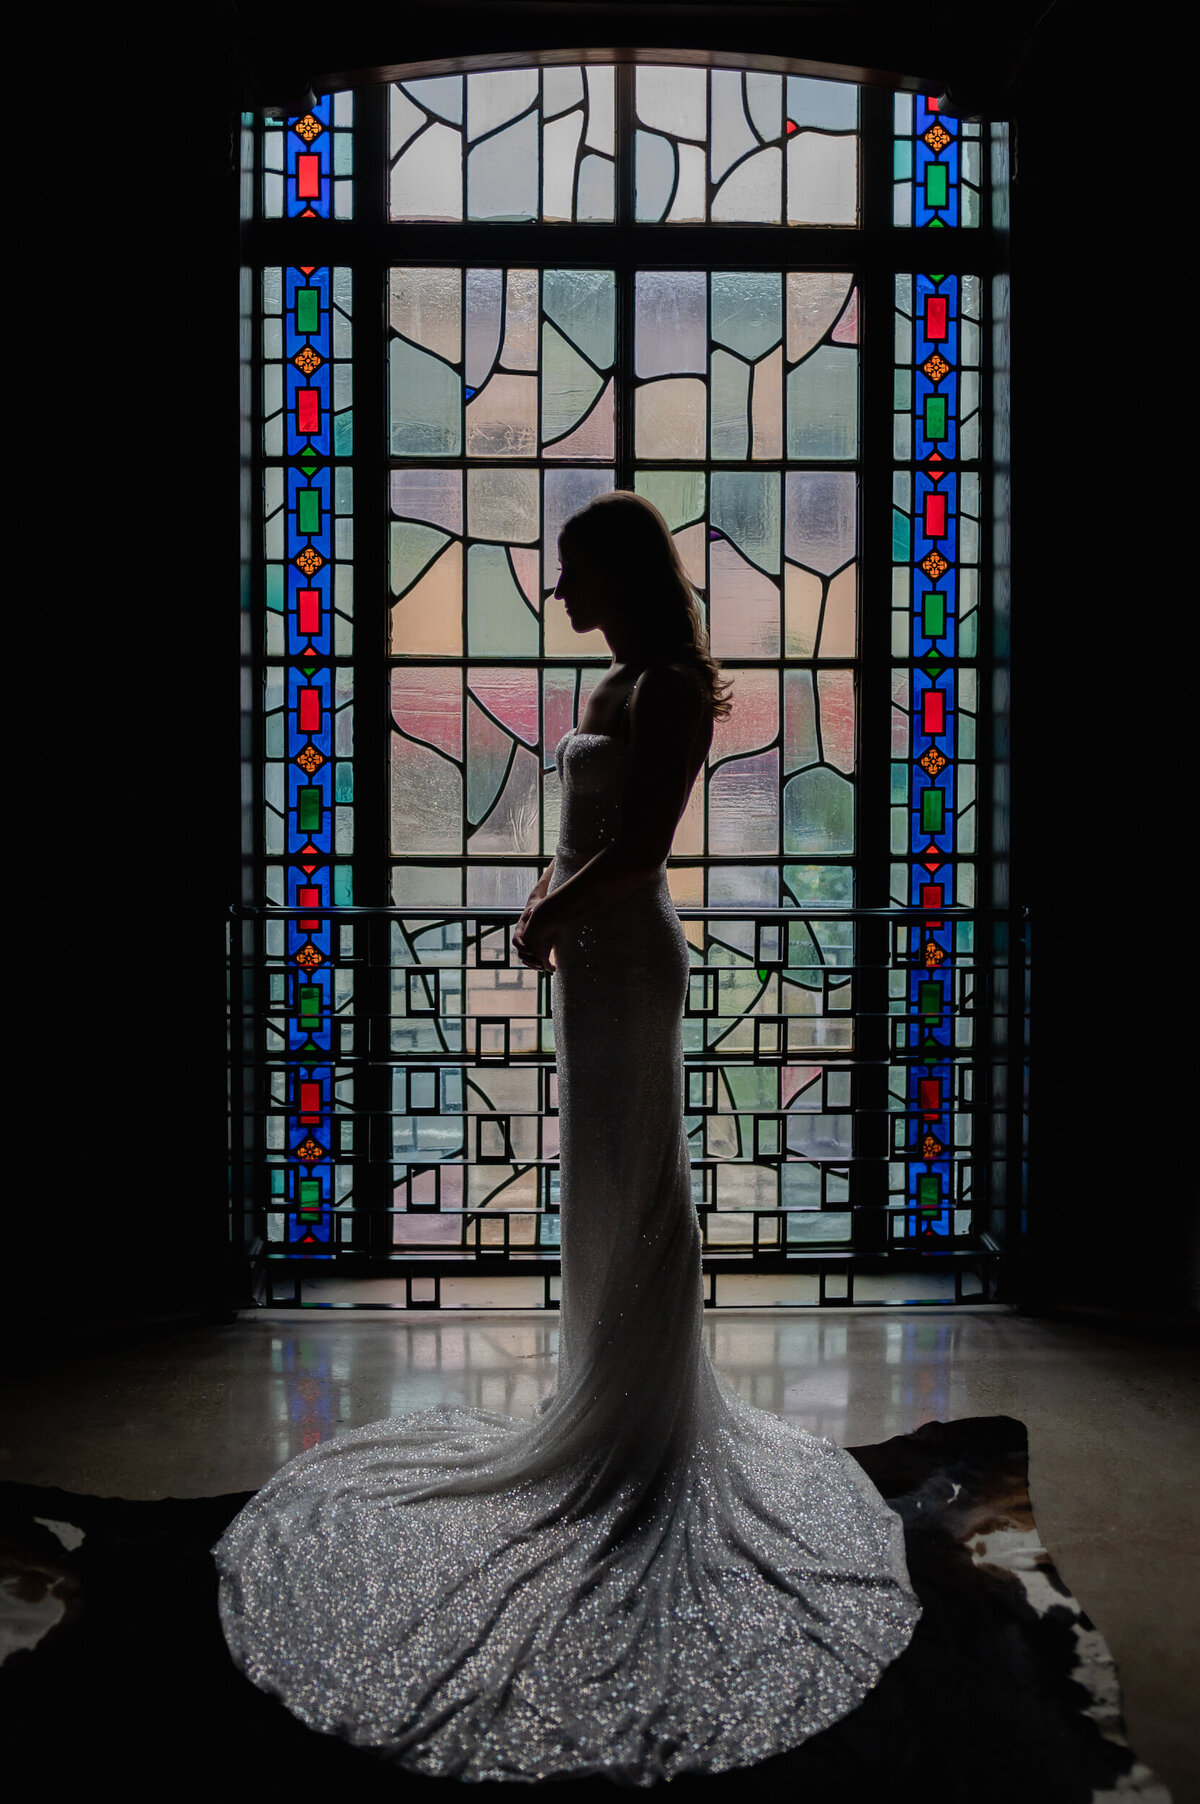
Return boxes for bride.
[215,492,919,1784]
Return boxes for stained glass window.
[239,67,1011,1308]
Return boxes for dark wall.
[14,1,1191,1356]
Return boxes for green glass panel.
[710,273,782,362]
[333,864,354,903]
[296,289,320,334]
[299,986,321,1017]
[920,787,945,834]
[925,163,949,209]
[710,472,781,574]
[782,768,854,854]
[918,981,941,1017]
[892,508,911,562]
[923,394,947,440]
[922,592,946,638]
[299,1178,321,1214]
[633,469,705,532]
[541,323,602,443]
[467,544,538,657]
[542,269,614,370]
[389,339,462,457]
[390,521,450,596]
[298,787,322,830]
[917,1173,940,1208]
[298,490,321,533]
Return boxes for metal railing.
[228,905,1028,1309]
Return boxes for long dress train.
[214,728,919,1784]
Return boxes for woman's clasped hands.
[514,888,559,973]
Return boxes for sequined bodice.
[554,729,629,864]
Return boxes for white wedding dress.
[215,726,919,1784]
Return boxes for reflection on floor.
[3,1308,1197,1803]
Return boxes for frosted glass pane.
[576,153,614,222]
[708,539,780,658]
[467,545,538,656]
[818,670,855,773]
[787,132,857,226]
[391,667,462,757]
[465,374,537,457]
[584,67,614,153]
[636,66,706,139]
[709,668,778,760]
[390,468,463,533]
[786,77,857,131]
[471,667,539,745]
[783,767,854,853]
[710,472,781,574]
[709,751,779,854]
[787,347,859,460]
[468,112,538,220]
[633,469,706,533]
[543,66,584,118]
[390,520,449,596]
[390,543,463,655]
[711,273,782,361]
[784,670,818,771]
[745,73,782,141]
[710,350,749,461]
[712,146,781,223]
[390,122,462,221]
[751,347,784,460]
[465,267,502,389]
[402,77,463,125]
[390,340,461,456]
[391,737,461,854]
[467,469,539,543]
[786,274,853,363]
[500,269,539,370]
[543,324,603,442]
[472,746,539,853]
[636,131,675,222]
[542,378,614,458]
[636,377,706,459]
[666,144,706,222]
[785,473,856,574]
[819,564,857,657]
[710,71,757,182]
[467,697,510,822]
[635,271,706,376]
[543,269,614,369]
[467,69,538,141]
[542,111,583,221]
[389,84,424,156]
[390,268,462,364]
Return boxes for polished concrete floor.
[3,1307,1196,1801]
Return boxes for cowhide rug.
[0,1416,1169,1802]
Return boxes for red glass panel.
[297,154,321,199]
[298,688,321,732]
[297,390,320,434]
[925,295,948,339]
[924,491,947,538]
[297,589,321,633]
[919,882,944,926]
[918,1076,940,1115]
[299,1079,321,1122]
[921,689,946,736]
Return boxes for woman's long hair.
[560,491,733,720]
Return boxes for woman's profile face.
[554,536,611,635]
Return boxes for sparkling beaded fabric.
[215,728,919,1784]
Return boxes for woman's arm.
[521,666,704,960]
